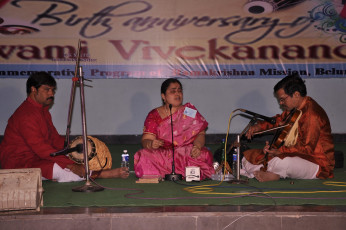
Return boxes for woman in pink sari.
[134,78,215,180]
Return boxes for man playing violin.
[242,73,335,182]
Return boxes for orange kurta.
[243,97,335,179]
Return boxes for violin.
[256,108,302,172]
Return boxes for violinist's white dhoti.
[241,156,319,179]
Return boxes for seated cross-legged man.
[0,71,129,182]
[241,73,335,182]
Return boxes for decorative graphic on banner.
[0,0,345,79]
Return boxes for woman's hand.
[151,139,164,149]
[190,131,205,158]
[190,145,201,158]
[142,133,164,149]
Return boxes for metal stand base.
[229,178,249,184]
[72,181,104,192]
[165,173,182,181]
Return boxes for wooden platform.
[1,205,346,230]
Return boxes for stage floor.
[1,205,346,230]
[1,143,345,230]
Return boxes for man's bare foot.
[253,171,280,182]
[97,167,129,179]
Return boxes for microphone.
[240,109,276,124]
[50,144,83,157]
[165,104,182,181]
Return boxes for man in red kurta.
[242,74,335,182]
[0,72,129,182]
[0,95,72,179]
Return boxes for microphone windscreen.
[76,144,83,153]
[169,104,172,110]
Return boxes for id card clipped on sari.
[184,107,197,119]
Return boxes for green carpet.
[42,143,346,208]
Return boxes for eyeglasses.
[279,96,289,103]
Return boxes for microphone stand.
[165,104,182,181]
[229,134,248,184]
[228,117,257,184]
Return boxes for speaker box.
[0,168,43,212]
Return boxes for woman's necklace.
[164,104,181,117]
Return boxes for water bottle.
[121,150,129,173]
[232,151,237,178]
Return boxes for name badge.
[184,107,197,118]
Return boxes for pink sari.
[134,103,215,180]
